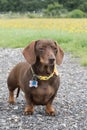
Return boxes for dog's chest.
[30,84,55,105]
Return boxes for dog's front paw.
[24,105,34,115]
[46,105,55,116]
[46,110,55,116]
[24,111,33,115]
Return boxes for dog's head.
[23,39,64,65]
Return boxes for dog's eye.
[54,48,58,54]
[39,48,44,52]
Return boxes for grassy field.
[0,18,87,66]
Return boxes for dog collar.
[31,66,58,81]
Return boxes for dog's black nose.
[49,58,55,64]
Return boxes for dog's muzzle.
[49,58,55,65]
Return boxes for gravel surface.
[0,48,87,130]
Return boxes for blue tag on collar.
[29,80,38,88]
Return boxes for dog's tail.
[16,88,20,98]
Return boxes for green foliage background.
[0,0,87,17]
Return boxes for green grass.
[0,28,72,47]
[0,28,87,66]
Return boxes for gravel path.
[0,48,87,130]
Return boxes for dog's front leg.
[46,103,55,116]
[24,94,34,115]
[46,95,56,116]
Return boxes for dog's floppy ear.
[22,41,36,65]
[55,42,64,65]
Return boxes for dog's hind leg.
[8,89,15,104]
[7,73,18,104]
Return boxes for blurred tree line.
[0,0,87,17]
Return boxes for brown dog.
[7,39,64,116]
